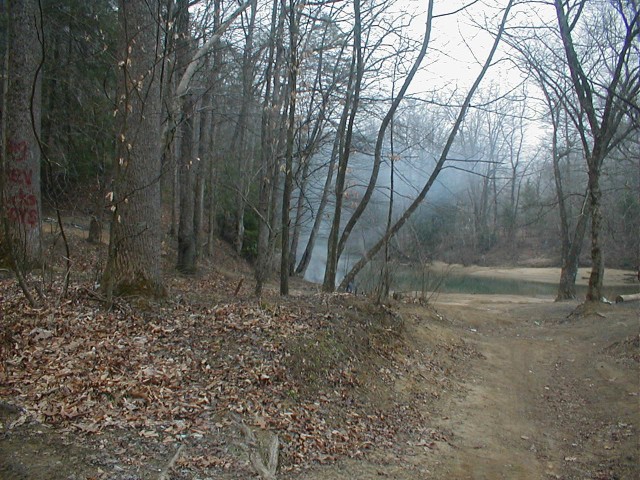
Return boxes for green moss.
[113,278,167,299]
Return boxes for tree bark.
[177,95,199,274]
[585,165,604,300]
[231,0,258,255]
[255,0,285,296]
[103,0,165,298]
[2,0,42,268]
[549,98,590,300]
[206,0,222,258]
[174,0,198,274]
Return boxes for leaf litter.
[0,273,461,478]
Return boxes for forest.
[1,2,639,478]
[1,0,638,302]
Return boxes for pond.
[391,266,640,298]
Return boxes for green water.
[393,270,639,298]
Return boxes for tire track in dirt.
[429,297,639,480]
[430,321,563,478]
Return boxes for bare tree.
[175,0,199,274]
[506,8,590,299]
[554,0,639,301]
[540,69,591,300]
[289,9,343,277]
[332,1,434,285]
[279,0,301,296]
[339,0,515,291]
[294,27,352,278]
[169,1,251,272]
[322,0,365,292]
[255,0,287,296]
[230,0,258,255]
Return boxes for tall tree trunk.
[295,43,351,277]
[161,0,177,237]
[557,204,589,300]
[2,0,42,268]
[175,0,198,274]
[586,163,604,300]
[255,0,286,296]
[206,0,222,258]
[199,88,214,257]
[103,0,165,299]
[280,0,299,296]
[322,0,364,292]
[177,95,199,273]
[231,0,257,255]
[549,102,590,300]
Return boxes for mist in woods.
[1,0,638,301]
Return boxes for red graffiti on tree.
[5,140,38,227]
[7,189,38,227]
[8,139,27,162]
[7,168,33,186]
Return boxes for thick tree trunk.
[549,106,591,301]
[554,0,638,302]
[103,0,165,298]
[2,0,42,268]
[174,0,198,274]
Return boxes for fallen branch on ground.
[615,293,640,303]
[231,413,279,479]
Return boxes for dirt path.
[299,295,639,479]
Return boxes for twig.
[54,207,71,302]
[158,444,185,480]
[234,277,244,297]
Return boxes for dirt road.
[300,295,639,479]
